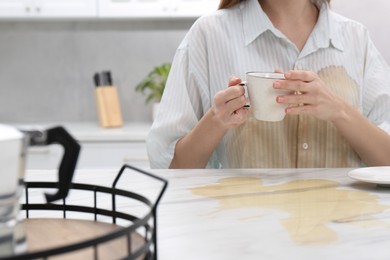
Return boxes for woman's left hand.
[274,70,347,122]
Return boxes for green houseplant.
[135,63,171,104]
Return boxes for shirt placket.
[296,115,310,167]
[293,59,310,167]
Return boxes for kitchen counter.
[12,122,152,142]
[23,167,390,260]
[13,122,152,169]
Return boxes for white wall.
[331,0,390,63]
[0,20,192,123]
[0,1,388,124]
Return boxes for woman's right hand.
[170,76,249,168]
[212,76,249,129]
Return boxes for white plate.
[348,167,390,185]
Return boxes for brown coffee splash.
[191,177,390,245]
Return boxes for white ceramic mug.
[244,72,290,122]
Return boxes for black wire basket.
[4,164,168,260]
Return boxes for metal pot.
[0,125,80,256]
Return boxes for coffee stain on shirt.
[226,66,361,168]
[191,177,390,245]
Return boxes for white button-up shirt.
[147,0,390,169]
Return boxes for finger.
[274,79,311,93]
[228,76,242,87]
[226,95,248,113]
[274,68,283,73]
[284,70,318,82]
[285,104,314,115]
[276,93,313,105]
[231,107,250,124]
[226,84,246,102]
[214,85,245,106]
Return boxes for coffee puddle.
[191,177,390,245]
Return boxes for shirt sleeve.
[146,19,216,169]
[363,34,390,134]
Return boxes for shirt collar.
[326,7,344,51]
[241,0,279,46]
[310,3,344,52]
[240,0,344,52]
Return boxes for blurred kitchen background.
[0,0,388,124]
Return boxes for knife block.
[95,86,123,128]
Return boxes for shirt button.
[302,143,309,150]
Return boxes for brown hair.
[218,0,240,9]
[219,0,330,10]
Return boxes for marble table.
[24,167,390,260]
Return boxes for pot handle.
[28,126,81,203]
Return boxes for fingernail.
[285,72,291,78]
[277,96,283,103]
[274,81,280,88]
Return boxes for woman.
[147,0,390,168]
